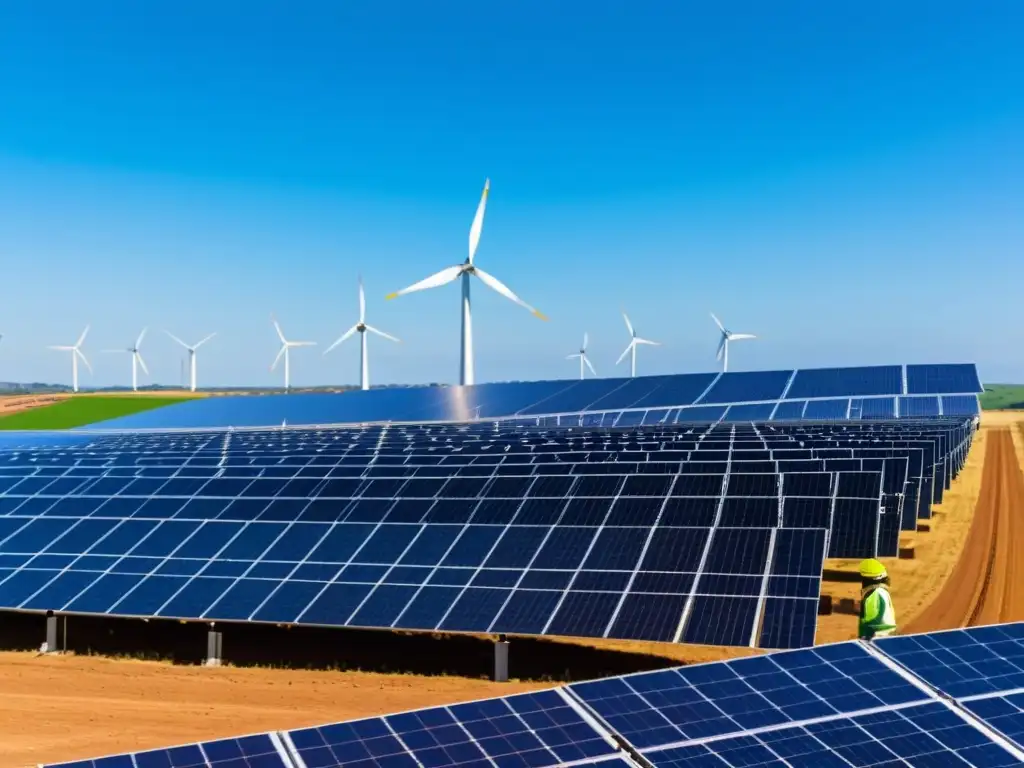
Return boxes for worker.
[858,559,897,640]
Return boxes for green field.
[979,384,1024,411]
[0,396,195,430]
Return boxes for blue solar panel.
[801,399,849,420]
[42,732,287,768]
[770,401,806,421]
[785,366,903,400]
[722,403,777,422]
[675,405,728,423]
[568,642,928,750]
[876,623,1024,700]
[900,396,941,417]
[853,396,896,419]
[943,395,981,416]
[283,688,619,768]
[697,371,792,406]
[645,702,1022,767]
[963,694,1024,755]
[907,364,984,395]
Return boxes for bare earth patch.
[0,394,70,416]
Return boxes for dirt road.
[903,428,1024,633]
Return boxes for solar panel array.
[47,623,1024,768]
[0,418,973,653]
[86,364,983,430]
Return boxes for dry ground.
[0,395,70,415]
[3,411,1023,767]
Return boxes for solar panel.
[43,732,289,768]
[80,365,983,431]
[283,688,620,768]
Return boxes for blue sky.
[1,1,1022,388]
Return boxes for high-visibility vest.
[859,584,896,639]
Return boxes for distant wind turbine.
[567,333,596,380]
[270,315,315,391]
[385,179,548,386]
[165,330,216,392]
[103,328,149,392]
[711,313,756,372]
[616,310,660,377]
[48,326,91,393]
[324,277,400,391]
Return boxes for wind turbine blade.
[365,325,401,343]
[716,335,726,360]
[136,327,148,349]
[76,325,90,348]
[137,352,150,376]
[385,265,463,300]
[194,333,217,349]
[615,342,633,366]
[710,313,725,333]
[584,356,597,377]
[358,276,366,323]
[622,311,634,337]
[583,331,588,350]
[468,178,489,264]
[270,345,287,371]
[635,337,661,346]
[76,348,93,373]
[165,330,189,349]
[271,315,286,344]
[729,333,757,341]
[48,345,73,351]
[472,267,548,321]
[323,325,359,355]
[289,341,317,347]
[567,353,581,360]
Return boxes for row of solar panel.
[0,523,827,648]
[86,364,983,430]
[47,622,1024,768]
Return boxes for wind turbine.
[711,313,756,372]
[270,315,315,392]
[324,277,400,391]
[48,326,91,393]
[165,330,216,392]
[566,333,596,380]
[616,310,660,378]
[385,179,547,386]
[103,328,149,392]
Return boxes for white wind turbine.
[711,312,756,372]
[567,333,597,380]
[103,328,150,392]
[385,179,547,386]
[270,315,316,392]
[616,310,660,378]
[165,330,216,392]
[324,277,400,391]
[48,326,91,393]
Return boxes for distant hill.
[980,384,1024,410]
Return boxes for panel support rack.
[41,612,58,655]
[205,623,223,667]
[494,634,509,682]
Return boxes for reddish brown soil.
[903,428,1024,633]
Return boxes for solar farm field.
[7,365,1024,767]
[0,394,198,431]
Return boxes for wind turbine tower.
[324,277,400,390]
[711,313,756,372]
[385,179,548,386]
[48,326,91,393]
[270,315,316,391]
[165,331,216,392]
[103,328,149,392]
[616,310,660,377]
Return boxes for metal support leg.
[205,624,223,667]
[42,613,58,654]
[494,634,509,682]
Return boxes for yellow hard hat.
[859,559,888,580]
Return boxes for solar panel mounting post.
[42,611,58,654]
[205,622,223,667]
[494,634,510,682]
